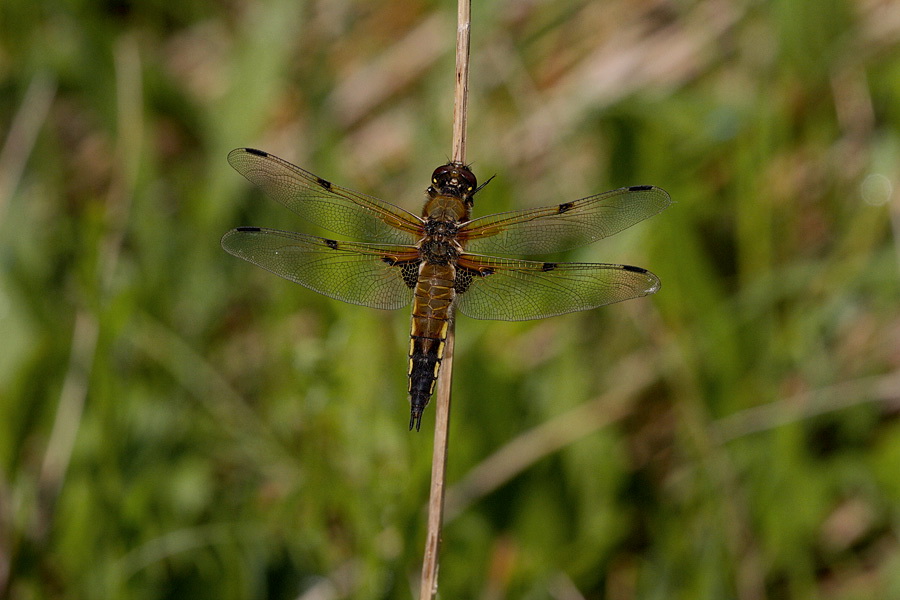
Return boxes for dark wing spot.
[324,239,339,249]
[316,177,333,191]
[557,202,575,214]
[401,262,420,289]
[455,264,497,294]
[454,266,474,294]
[622,265,648,273]
[541,262,557,272]
[382,256,398,266]
[628,185,653,192]
[245,148,268,157]
[236,226,261,232]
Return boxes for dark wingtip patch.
[245,148,268,157]
[557,201,575,214]
[236,226,262,232]
[628,185,653,192]
[622,264,648,273]
[324,238,339,249]
[316,177,333,191]
[541,262,557,272]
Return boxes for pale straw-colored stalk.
[417,0,470,597]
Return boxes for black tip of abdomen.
[409,409,422,431]
[409,391,431,432]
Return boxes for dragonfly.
[222,148,671,431]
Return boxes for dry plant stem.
[418,0,470,598]
[0,74,56,220]
[450,0,471,164]
[418,328,455,600]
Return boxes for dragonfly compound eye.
[456,166,477,192]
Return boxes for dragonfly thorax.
[419,238,460,265]
[424,218,459,237]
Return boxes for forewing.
[460,185,671,255]
[222,227,419,310]
[228,148,423,244]
[454,255,660,321]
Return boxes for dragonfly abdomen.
[407,263,455,431]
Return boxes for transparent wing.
[460,185,671,255]
[454,254,660,321]
[228,148,424,244]
[222,227,419,309]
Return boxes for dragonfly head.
[430,162,478,201]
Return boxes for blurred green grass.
[2,0,900,598]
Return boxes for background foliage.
[2,0,900,598]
